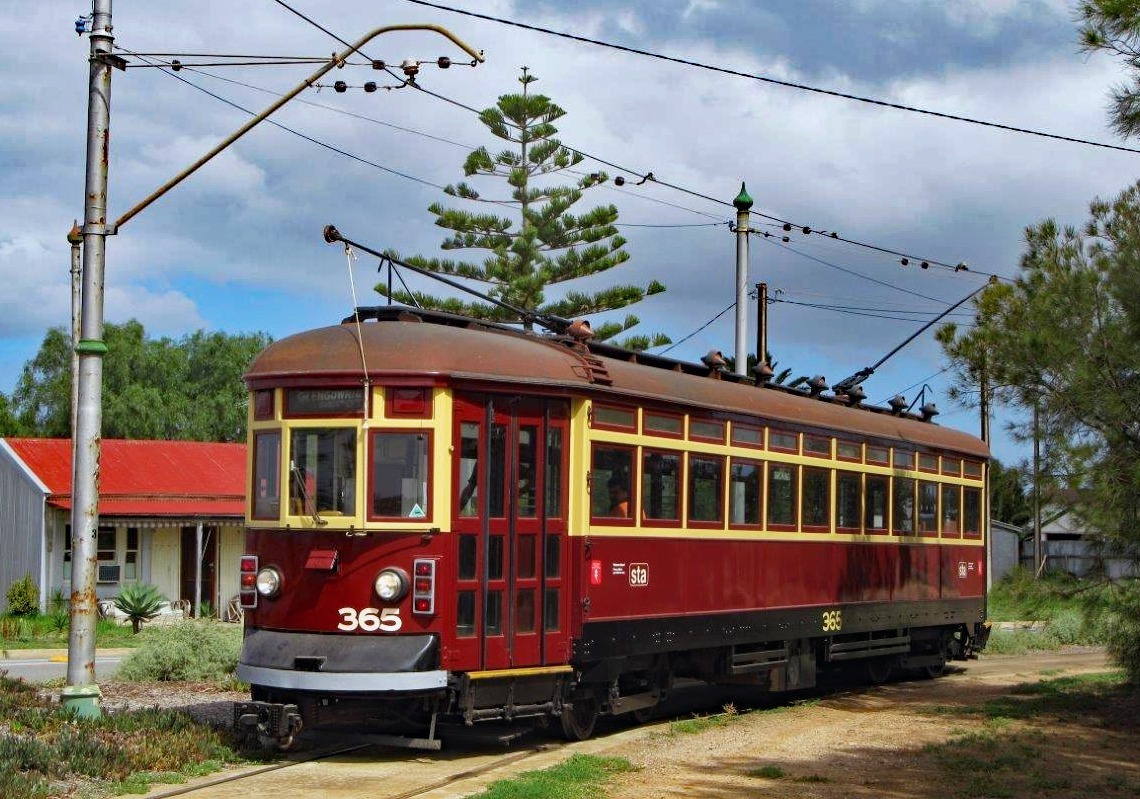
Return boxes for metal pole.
[756,282,768,366]
[1033,402,1042,577]
[64,0,113,719]
[68,223,82,441]
[194,521,203,619]
[732,183,752,376]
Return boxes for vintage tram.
[235,304,989,748]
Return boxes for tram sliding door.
[452,393,570,671]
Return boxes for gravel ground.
[43,681,249,729]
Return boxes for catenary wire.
[659,302,737,354]
[400,0,1140,156]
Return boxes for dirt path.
[596,649,1122,799]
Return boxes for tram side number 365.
[338,607,401,632]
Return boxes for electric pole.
[733,183,752,376]
[756,282,768,367]
[65,0,114,718]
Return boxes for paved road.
[1,653,126,682]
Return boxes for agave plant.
[113,583,166,634]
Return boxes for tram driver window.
[591,446,634,520]
[370,431,431,519]
[290,428,356,516]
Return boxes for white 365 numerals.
[337,607,401,633]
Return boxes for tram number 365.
[821,609,843,632]
[338,607,401,632]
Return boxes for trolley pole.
[64,0,114,719]
[732,183,753,377]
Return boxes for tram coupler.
[234,701,304,750]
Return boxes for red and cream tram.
[235,305,989,747]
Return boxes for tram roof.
[246,307,988,458]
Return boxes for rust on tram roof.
[246,310,988,458]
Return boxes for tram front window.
[290,428,356,516]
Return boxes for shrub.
[6,573,39,616]
[113,583,166,634]
[1102,583,1140,685]
[115,620,242,683]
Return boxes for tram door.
[453,393,570,670]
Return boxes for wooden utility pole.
[756,282,768,366]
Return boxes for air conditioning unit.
[97,563,120,584]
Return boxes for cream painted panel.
[149,527,180,602]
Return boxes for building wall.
[217,525,243,618]
[990,525,1020,583]
[0,442,47,613]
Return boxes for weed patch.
[665,704,739,736]
[466,754,634,799]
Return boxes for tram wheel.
[631,705,656,724]
[865,658,893,685]
[923,658,947,679]
[560,695,599,741]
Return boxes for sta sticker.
[337,607,401,632]
[629,562,648,587]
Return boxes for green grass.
[746,765,785,779]
[0,614,139,651]
[987,568,1112,624]
[465,754,635,799]
[0,671,267,798]
[664,703,739,736]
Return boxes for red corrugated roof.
[3,438,246,518]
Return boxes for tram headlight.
[255,566,282,597]
[374,567,409,602]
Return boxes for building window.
[591,446,634,521]
[803,467,830,530]
[767,464,797,528]
[252,431,281,520]
[96,526,118,584]
[866,475,888,532]
[892,477,915,535]
[290,428,357,516]
[837,471,861,531]
[729,459,762,526]
[370,431,430,519]
[918,481,939,536]
[642,450,681,522]
[687,455,724,523]
[124,528,139,582]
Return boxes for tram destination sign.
[286,388,364,415]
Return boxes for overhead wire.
[400,0,1140,156]
[659,302,737,355]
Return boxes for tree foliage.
[11,321,270,442]
[989,460,1031,528]
[939,181,1140,550]
[0,392,20,436]
[1079,0,1140,138]
[379,70,669,350]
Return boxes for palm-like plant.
[113,583,166,634]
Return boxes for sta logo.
[337,607,401,632]
[629,562,648,587]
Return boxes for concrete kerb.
[1,648,134,661]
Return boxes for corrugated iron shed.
[2,438,245,518]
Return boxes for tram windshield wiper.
[290,462,328,526]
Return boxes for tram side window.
[457,423,479,517]
[290,428,356,516]
[767,464,797,528]
[802,467,830,530]
[252,431,281,520]
[370,431,430,519]
[836,471,861,531]
[729,460,761,526]
[963,487,982,538]
[545,427,564,519]
[591,446,634,520]
[941,485,960,536]
[892,476,915,534]
[918,481,939,535]
[865,475,888,532]
[688,455,724,523]
[642,450,681,522]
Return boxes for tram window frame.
[253,389,274,421]
[941,484,961,538]
[836,470,862,533]
[641,448,682,526]
[963,487,982,538]
[289,427,358,517]
[251,430,282,520]
[865,474,889,533]
[941,457,961,477]
[689,418,726,444]
[687,453,725,527]
[963,460,983,479]
[769,430,799,454]
[893,449,914,470]
[892,476,916,535]
[767,462,798,530]
[729,458,762,528]
[591,403,637,432]
[837,440,862,463]
[866,446,889,466]
[918,480,939,536]
[384,386,432,419]
[802,466,831,532]
[803,435,831,459]
[918,453,939,474]
[283,387,366,419]
[730,423,764,449]
[367,429,433,522]
[590,444,636,525]
[643,410,684,439]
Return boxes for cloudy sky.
[2,0,1134,464]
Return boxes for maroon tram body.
[235,307,989,746]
